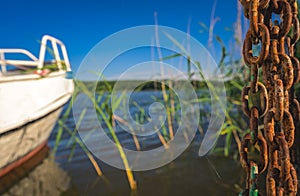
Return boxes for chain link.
[239,0,300,195]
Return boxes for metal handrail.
[0,49,39,73]
[38,35,71,71]
[0,35,71,74]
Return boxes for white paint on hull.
[0,71,74,133]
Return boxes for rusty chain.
[239,0,300,195]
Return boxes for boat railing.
[0,35,71,75]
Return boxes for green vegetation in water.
[53,24,244,196]
[53,1,300,193]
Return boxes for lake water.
[2,90,246,196]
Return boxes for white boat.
[0,35,74,176]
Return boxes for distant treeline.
[78,80,213,92]
[78,79,300,100]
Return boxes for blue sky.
[0,0,242,75]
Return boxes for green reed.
[52,3,263,191]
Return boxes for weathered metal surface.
[239,0,300,195]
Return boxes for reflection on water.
[56,142,244,196]
[1,146,70,196]
[50,89,245,195]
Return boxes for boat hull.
[0,71,74,133]
[0,71,73,173]
[0,108,63,174]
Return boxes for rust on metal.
[242,82,268,118]
[239,133,268,174]
[239,0,300,195]
[243,23,270,66]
